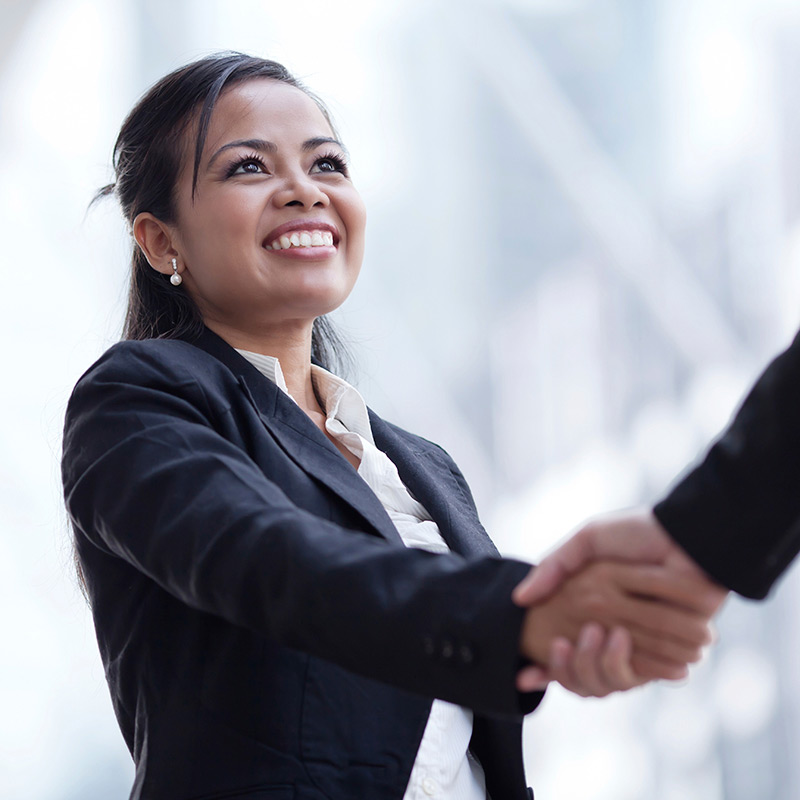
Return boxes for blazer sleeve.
[62,342,541,718]
[653,329,800,599]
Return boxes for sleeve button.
[458,644,475,665]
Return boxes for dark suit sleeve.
[62,343,541,718]
[653,329,800,599]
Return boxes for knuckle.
[686,647,703,663]
[592,561,615,580]
[581,522,601,540]
[583,590,609,616]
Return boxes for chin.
[287,280,356,315]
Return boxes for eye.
[226,153,268,177]
[312,151,349,176]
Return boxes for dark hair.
[98,51,350,373]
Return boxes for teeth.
[268,230,336,250]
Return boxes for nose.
[272,171,330,209]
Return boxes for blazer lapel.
[186,328,404,546]
[370,413,500,559]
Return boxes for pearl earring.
[169,257,182,286]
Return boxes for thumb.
[512,559,569,606]
[516,664,552,692]
[513,529,596,606]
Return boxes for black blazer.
[655,328,800,599]
[62,328,543,800]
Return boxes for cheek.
[179,202,258,271]
[186,192,256,239]
[342,193,367,253]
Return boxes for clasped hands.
[513,510,729,698]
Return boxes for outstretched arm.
[653,330,800,598]
[518,326,800,606]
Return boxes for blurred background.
[2,0,800,797]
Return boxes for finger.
[512,564,565,607]
[589,574,714,649]
[614,597,713,651]
[619,565,726,616]
[513,509,678,607]
[574,572,713,652]
[599,626,648,692]
[544,637,588,695]
[513,523,622,606]
[516,664,552,692]
[663,546,730,614]
[630,651,689,682]
[512,561,565,606]
[513,538,592,606]
[569,623,617,698]
[626,624,705,666]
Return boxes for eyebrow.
[207,136,347,170]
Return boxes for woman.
[62,53,717,800]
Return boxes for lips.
[263,219,340,250]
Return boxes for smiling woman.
[61,52,720,800]
[99,54,351,371]
[133,78,366,360]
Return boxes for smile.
[265,230,335,250]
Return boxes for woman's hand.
[517,561,718,696]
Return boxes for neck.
[204,318,321,413]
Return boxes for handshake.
[513,509,729,698]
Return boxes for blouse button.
[422,776,438,796]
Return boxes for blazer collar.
[183,327,493,557]
[184,328,403,546]
[369,414,500,559]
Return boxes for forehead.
[202,79,333,155]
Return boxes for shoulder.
[70,338,242,405]
[77,338,230,384]
[65,338,244,433]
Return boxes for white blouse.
[236,349,487,800]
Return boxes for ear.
[133,212,181,277]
